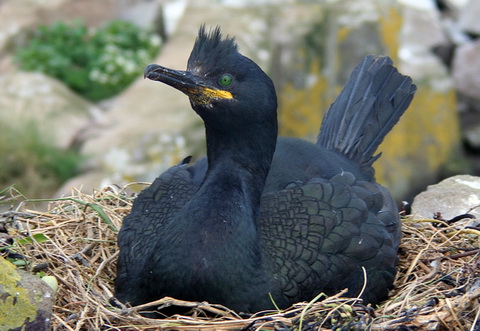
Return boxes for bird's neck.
[177,120,277,239]
[204,122,277,211]
[157,118,279,305]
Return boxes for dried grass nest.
[1,184,480,330]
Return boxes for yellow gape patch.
[191,87,233,105]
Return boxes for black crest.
[187,25,238,72]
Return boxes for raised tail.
[316,55,416,169]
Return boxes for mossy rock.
[0,257,54,331]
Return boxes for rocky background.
[0,0,479,213]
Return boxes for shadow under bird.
[114,26,416,314]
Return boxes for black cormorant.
[114,26,416,314]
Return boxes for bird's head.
[144,26,277,131]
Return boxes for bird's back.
[258,55,414,306]
[259,154,400,306]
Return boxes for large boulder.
[271,0,462,199]
[0,257,55,331]
[458,0,480,36]
[0,71,95,149]
[453,39,480,102]
[411,175,480,220]
[0,0,120,46]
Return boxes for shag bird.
[114,26,416,314]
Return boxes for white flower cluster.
[89,33,162,86]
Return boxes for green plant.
[0,121,83,198]
[15,20,161,101]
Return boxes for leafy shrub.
[15,20,161,101]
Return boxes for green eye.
[218,74,233,87]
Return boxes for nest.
[1,185,480,330]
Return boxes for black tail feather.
[317,55,416,168]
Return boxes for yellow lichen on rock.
[276,0,463,200]
[375,86,461,197]
[0,257,38,330]
[278,59,328,140]
[379,5,403,61]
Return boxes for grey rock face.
[412,175,480,220]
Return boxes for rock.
[0,0,65,58]
[119,0,162,29]
[464,122,480,149]
[0,71,96,149]
[40,0,120,28]
[0,257,55,331]
[56,170,124,197]
[275,0,462,199]
[411,175,480,220]
[452,39,480,102]
[399,1,451,85]
[458,0,480,36]
[371,0,462,200]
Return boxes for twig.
[426,248,480,262]
[71,243,95,267]
[93,250,118,279]
[130,297,237,318]
[52,313,75,331]
[0,211,37,219]
[470,304,480,331]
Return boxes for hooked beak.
[144,64,233,104]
